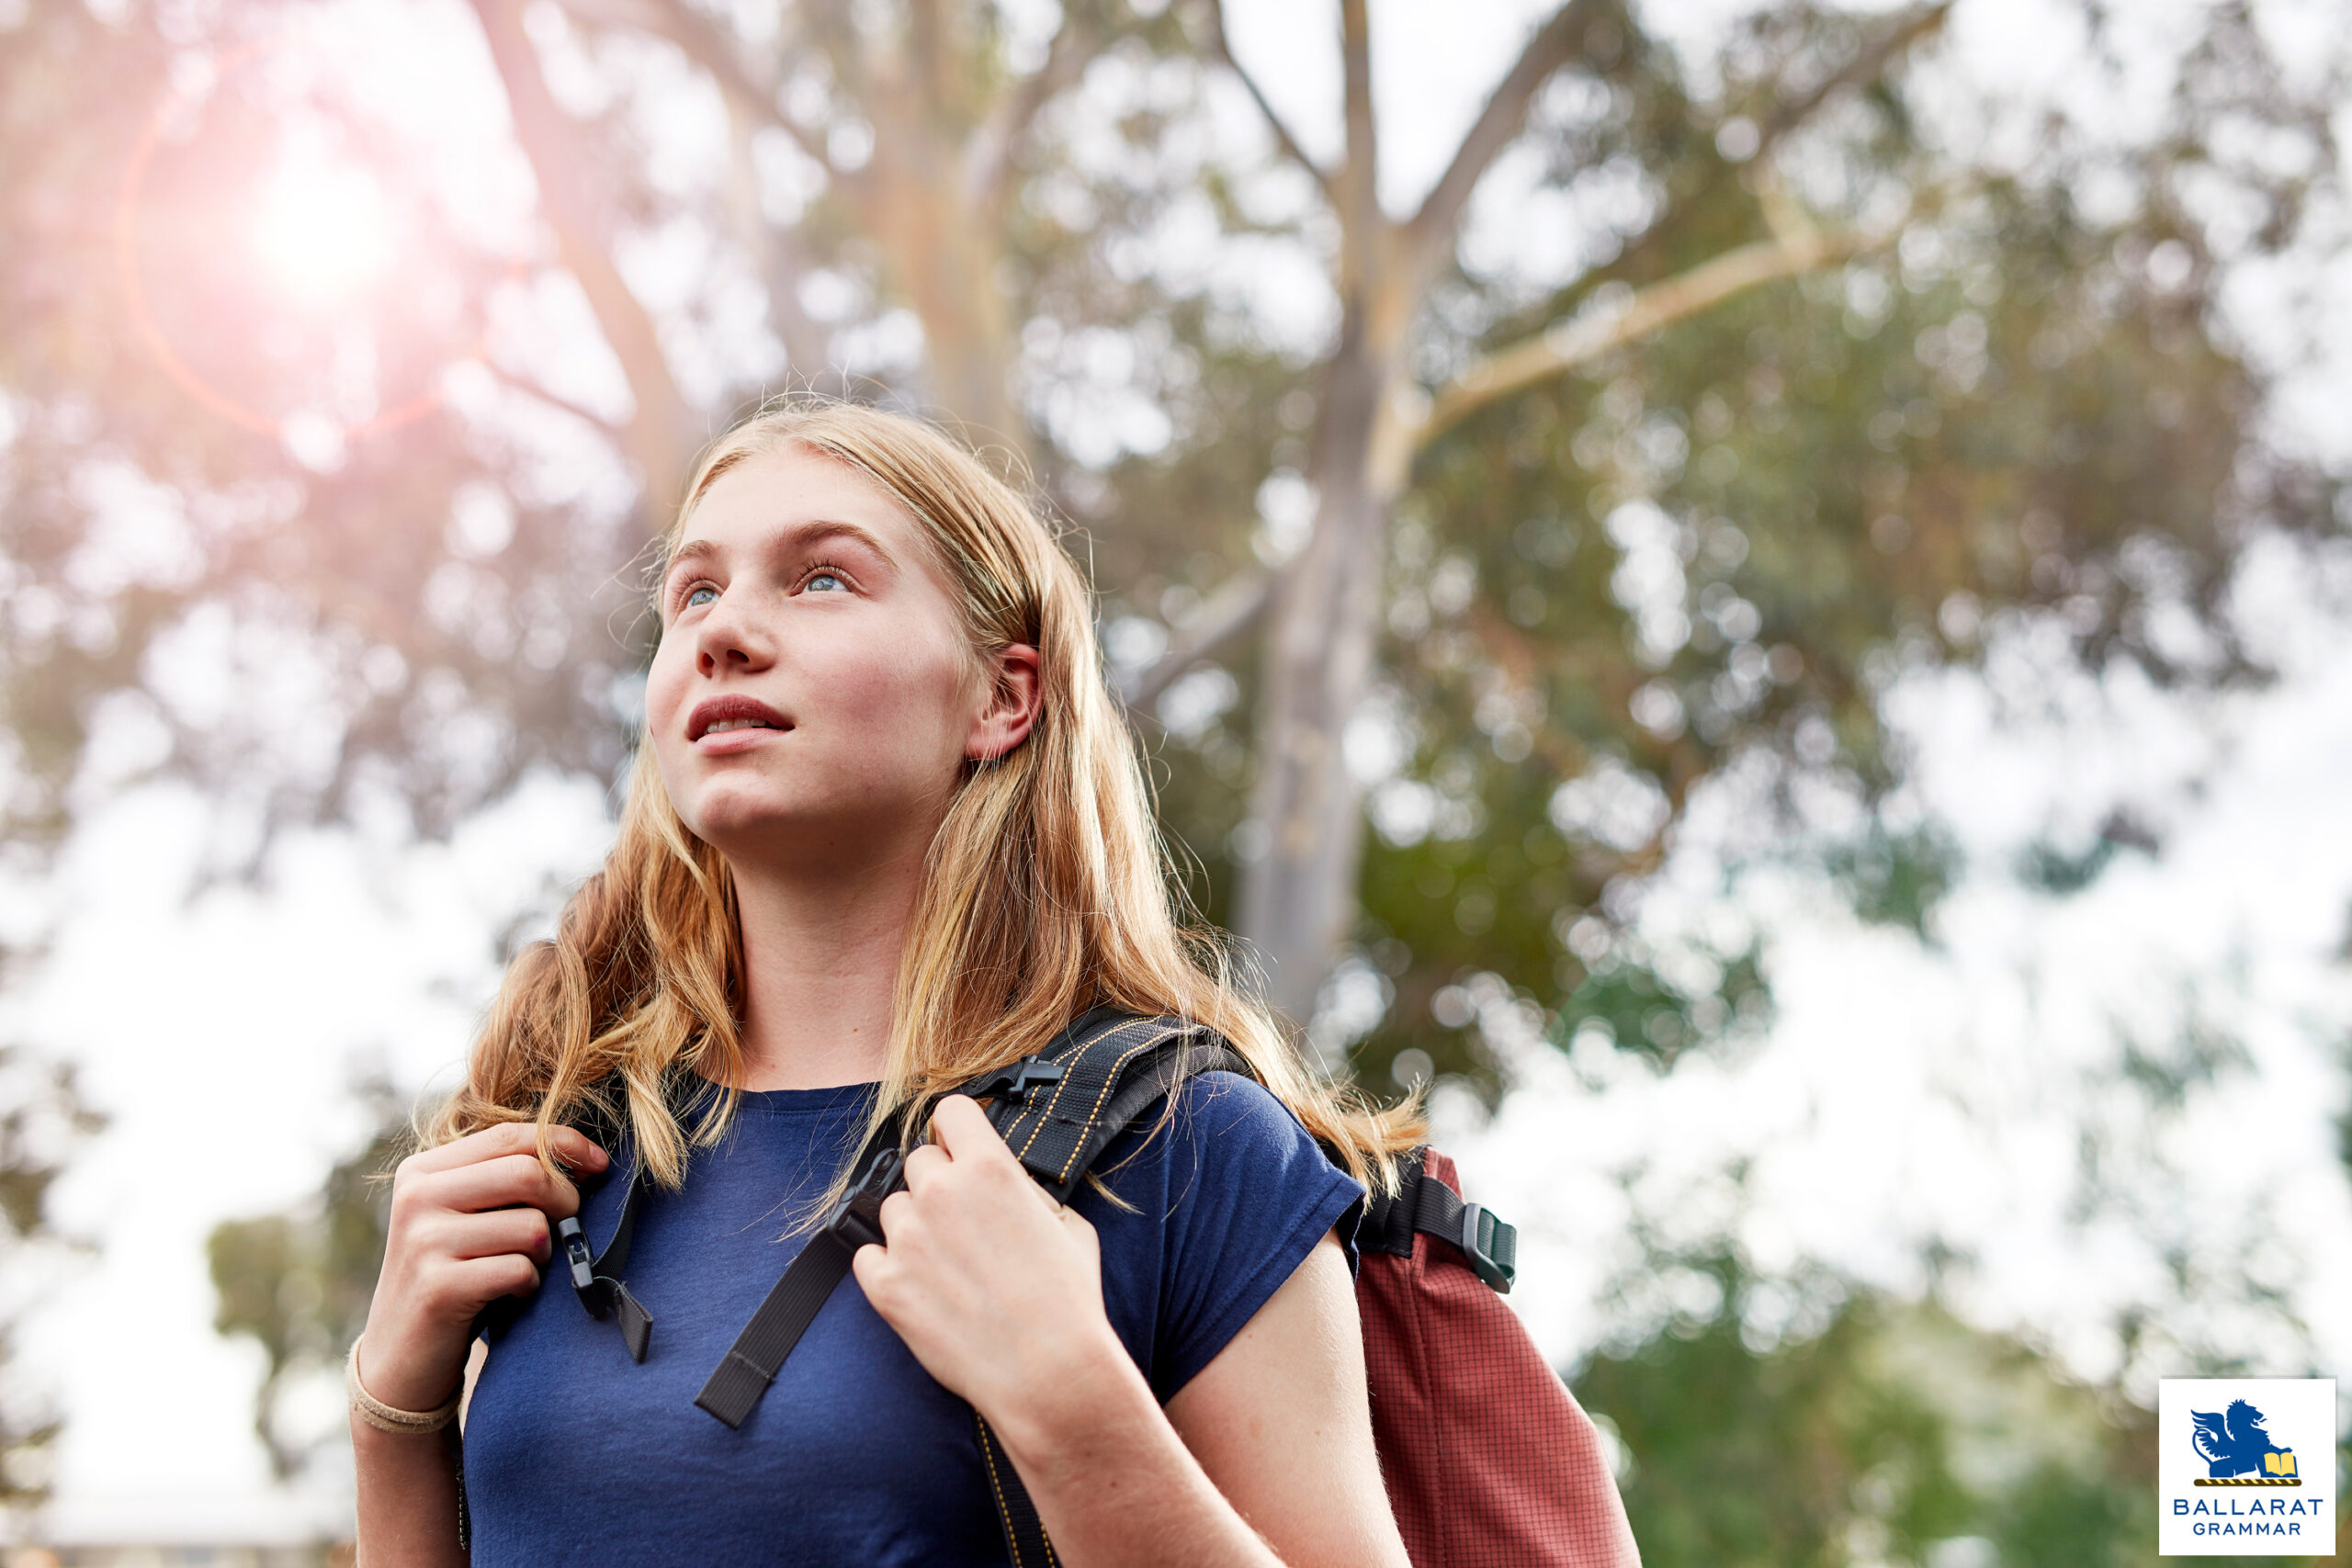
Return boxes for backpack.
[555,1009,1641,1568]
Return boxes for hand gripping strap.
[970,1013,1252,1567]
[684,1010,1251,1476]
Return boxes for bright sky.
[9,0,2351,1545]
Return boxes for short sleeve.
[1075,1072,1363,1404]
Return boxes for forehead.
[678,441,922,555]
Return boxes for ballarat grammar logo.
[2159,1378,2335,1556]
[2190,1400,2300,1484]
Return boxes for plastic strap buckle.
[557,1216,598,1296]
[962,1054,1066,1106]
[823,1143,906,1252]
[1459,1202,1519,1294]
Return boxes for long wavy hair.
[425,397,1419,1195]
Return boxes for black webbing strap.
[695,1230,859,1427]
[976,1413,1057,1568]
[1358,1145,1518,1293]
[694,1132,904,1428]
[557,1134,657,1360]
[688,1011,1251,1460]
[967,1014,1250,1568]
[987,1010,1247,1201]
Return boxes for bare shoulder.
[1166,1232,1410,1568]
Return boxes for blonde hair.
[427,397,1419,1196]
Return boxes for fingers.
[925,1094,1012,1163]
[421,1153,583,1222]
[434,1206,554,1265]
[899,1143,951,1194]
[401,1121,608,1179]
[920,1096,1063,1215]
[449,1251,544,1303]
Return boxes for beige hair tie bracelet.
[345,1339,461,1435]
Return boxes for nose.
[693,588,775,677]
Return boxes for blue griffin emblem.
[2191,1399,2300,1482]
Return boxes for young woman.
[348,400,1422,1565]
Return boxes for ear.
[966,643,1043,762]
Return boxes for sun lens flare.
[251,139,396,308]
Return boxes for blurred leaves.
[1577,1251,2351,1567]
[0,1043,102,1509]
[206,1081,402,1481]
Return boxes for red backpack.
[1355,1145,1641,1567]
[557,1010,1642,1566]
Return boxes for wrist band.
[345,1339,462,1435]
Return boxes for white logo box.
[2158,1378,2337,1556]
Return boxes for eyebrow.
[663,519,899,582]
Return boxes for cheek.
[642,637,695,761]
[816,633,978,761]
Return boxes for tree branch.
[1117,568,1275,711]
[1338,0,1380,255]
[1756,0,1953,149]
[1407,221,1872,457]
[1198,0,1334,201]
[1536,0,1951,371]
[963,6,1100,209]
[469,0,703,525]
[571,0,842,186]
[1406,0,1609,268]
[483,361,619,432]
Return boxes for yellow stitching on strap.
[1012,1019,1152,1161]
[1052,1026,1185,1184]
[976,1416,1025,1568]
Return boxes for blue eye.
[684,584,718,608]
[804,571,846,593]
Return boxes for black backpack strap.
[1358,1145,1518,1293]
[695,1126,906,1427]
[552,1072,711,1363]
[966,1010,1251,1567]
[555,1162,656,1361]
[976,1412,1057,1568]
[688,1010,1250,1464]
[984,1009,1253,1202]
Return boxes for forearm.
[988,1337,1282,1568]
[353,1420,466,1568]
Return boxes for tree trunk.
[1237,309,1400,1025]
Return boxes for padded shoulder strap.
[968,1010,1252,1567]
[983,1008,1253,1203]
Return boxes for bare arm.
[352,1122,608,1566]
[851,1097,1409,1568]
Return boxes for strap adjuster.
[1459,1202,1518,1294]
[557,1215,596,1293]
[823,1144,906,1251]
[961,1054,1066,1105]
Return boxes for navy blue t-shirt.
[462,1072,1362,1564]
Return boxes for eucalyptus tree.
[2,0,2338,1069]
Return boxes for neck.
[725,834,933,1092]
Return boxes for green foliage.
[206,1087,403,1480]
[0,1044,102,1509]
[1580,1268,1973,1566]
[1108,1,2342,1094]
[1577,1260,2348,1568]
